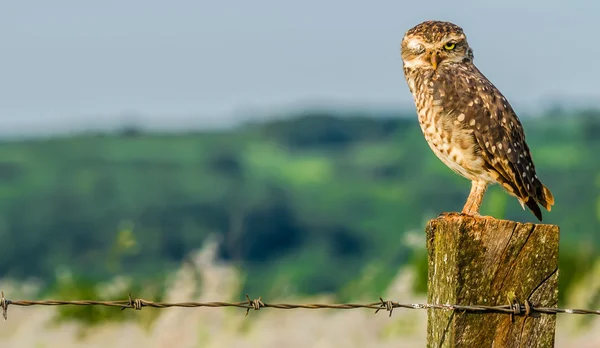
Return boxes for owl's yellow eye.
[444,42,456,50]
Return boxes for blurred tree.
[579,109,600,144]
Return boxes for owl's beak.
[430,51,439,70]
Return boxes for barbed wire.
[1,291,600,321]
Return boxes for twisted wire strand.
[1,291,599,321]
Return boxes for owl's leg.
[462,180,489,216]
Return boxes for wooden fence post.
[426,214,559,347]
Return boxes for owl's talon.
[460,211,496,220]
[438,212,461,218]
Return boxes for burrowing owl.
[400,20,554,221]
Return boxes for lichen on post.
[426,214,559,348]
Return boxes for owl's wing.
[456,72,553,220]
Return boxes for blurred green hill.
[0,108,598,301]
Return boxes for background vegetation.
[0,107,598,309]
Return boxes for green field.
[1,108,599,304]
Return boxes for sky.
[1,1,599,135]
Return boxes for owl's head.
[401,21,474,71]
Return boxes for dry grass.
[0,242,599,347]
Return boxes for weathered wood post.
[426,214,559,347]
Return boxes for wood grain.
[426,214,559,347]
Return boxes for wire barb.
[374,297,394,317]
[120,293,143,311]
[1,291,8,321]
[245,294,264,316]
[129,293,143,311]
[524,299,532,317]
[507,295,516,322]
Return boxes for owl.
[400,20,554,221]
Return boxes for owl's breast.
[415,90,495,183]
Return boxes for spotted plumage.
[400,20,554,221]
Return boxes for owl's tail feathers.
[523,184,554,222]
[525,198,543,222]
[539,185,555,211]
